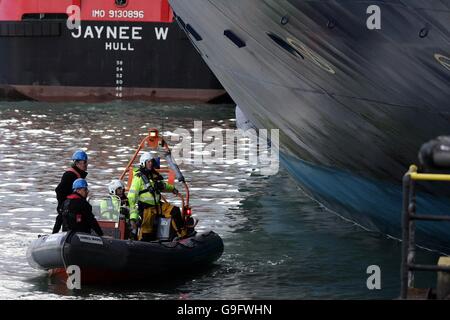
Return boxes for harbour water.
[0,101,439,299]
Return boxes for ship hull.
[169,0,450,250]
[0,19,226,102]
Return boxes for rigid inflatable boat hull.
[27,231,224,283]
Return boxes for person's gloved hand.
[130,228,138,240]
[129,219,139,240]
[120,207,129,218]
[155,181,165,192]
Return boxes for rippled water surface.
[0,101,440,299]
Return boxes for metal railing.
[401,165,450,299]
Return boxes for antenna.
[161,113,165,136]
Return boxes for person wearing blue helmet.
[52,150,89,233]
[61,178,103,236]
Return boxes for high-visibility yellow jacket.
[128,169,175,221]
[99,196,121,221]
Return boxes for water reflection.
[0,101,440,299]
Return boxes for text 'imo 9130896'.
[0,0,228,103]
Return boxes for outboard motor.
[419,136,450,169]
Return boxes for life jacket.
[62,193,83,229]
[66,167,81,179]
[100,196,121,220]
[137,171,163,206]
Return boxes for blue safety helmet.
[72,178,88,191]
[72,150,88,161]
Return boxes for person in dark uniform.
[62,178,103,236]
[52,150,89,234]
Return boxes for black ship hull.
[0,20,226,102]
[169,0,450,250]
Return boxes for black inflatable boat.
[27,129,224,284]
[27,230,224,284]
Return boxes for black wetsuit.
[62,192,103,236]
[52,166,87,233]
